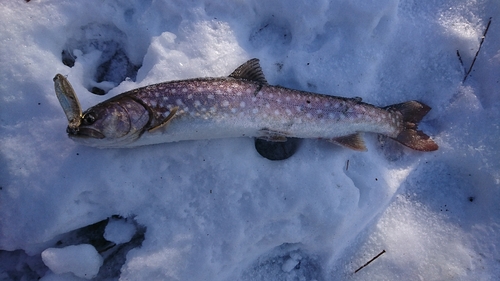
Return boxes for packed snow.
[41,244,103,279]
[1,0,499,280]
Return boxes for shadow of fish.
[54,59,438,152]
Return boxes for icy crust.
[1,0,500,280]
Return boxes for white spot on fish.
[184,107,189,112]
[171,89,177,93]
[197,87,203,92]
[194,100,201,107]
[274,110,280,115]
[252,108,259,114]
[285,109,292,115]
[328,113,336,119]
[155,92,160,98]
[324,102,331,107]
[237,91,243,96]
[188,94,193,99]
[176,99,183,106]
[163,97,169,101]
[210,107,216,113]
[245,89,252,94]
[316,109,322,114]
[182,88,188,93]
[266,103,271,109]
[377,117,381,122]
[251,97,257,102]
[269,93,274,98]
[295,106,301,112]
[306,113,312,118]
[240,102,246,108]
[334,103,340,108]
[222,100,229,107]
[285,96,290,102]
[231,108,237,113]
[150,101,157,107]
[208,94,214,99]
[340,114,345,120]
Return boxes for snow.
[41,244,103,279]
[104,218,136,244]
[0,0,499,280]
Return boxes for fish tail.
[384,101,438,151]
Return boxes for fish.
[54,58,438,152]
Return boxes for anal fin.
[330,133,367,151]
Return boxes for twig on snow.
[354,249,386,273]
[463,17,492,83]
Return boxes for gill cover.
[54,74,150,147]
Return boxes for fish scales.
[54,59,438,151]
[129,78,400,144]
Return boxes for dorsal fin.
[229,58,268,85]
[330,133,367,151]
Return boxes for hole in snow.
[61,23,142,95]
[0,216,146,280]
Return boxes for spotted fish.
[54,59,438,152]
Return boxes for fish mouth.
[67,127,105,139]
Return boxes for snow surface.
[1,0,499,280]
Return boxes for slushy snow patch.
[41,244,103,280]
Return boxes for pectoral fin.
[330,133,367,151]
[257,129,289,142]
[148,107,179,132]
[255,138,299,161]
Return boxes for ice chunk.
[41,244,103,280]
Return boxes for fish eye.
[82,112,96,125]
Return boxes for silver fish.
[54,59,438,151]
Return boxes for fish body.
[55,59,438,151]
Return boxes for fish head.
[67,98,150,147]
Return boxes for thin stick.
[456,50,465,73]
[463,17,492,83]
[345,159,350,171]
[354,249,386,273]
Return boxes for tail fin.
[384,101,438,151]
